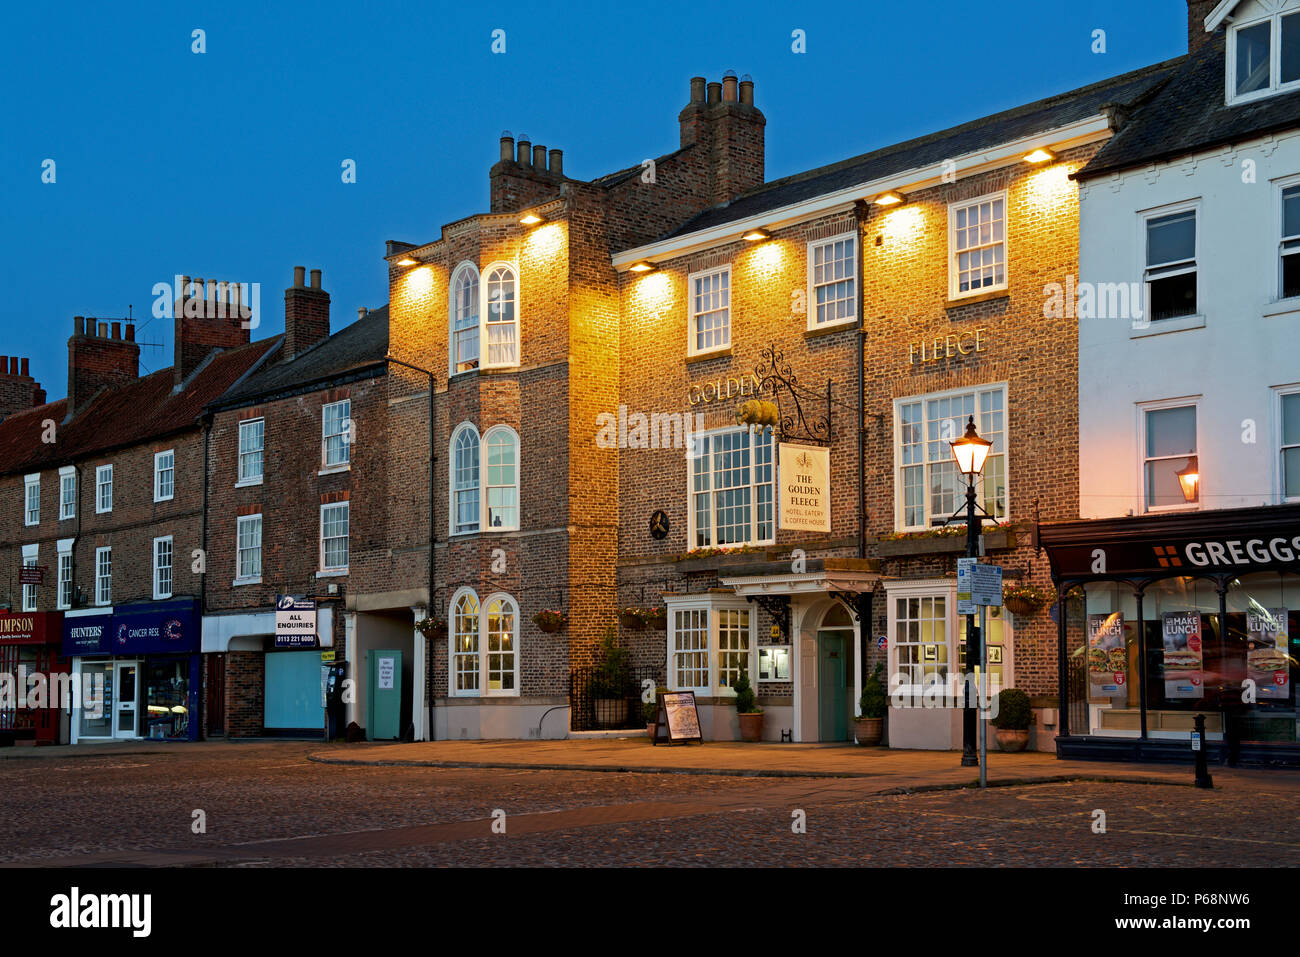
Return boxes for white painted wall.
[1078,130,1300,518]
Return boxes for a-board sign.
[651,690,702,745]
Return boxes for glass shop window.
[145,659,190,739]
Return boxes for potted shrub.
[731,671,764,742]
[532,608,567,633]
[1002,583,1055,618]
[591,626,631,727]
[619,607,647,631]
[644,698,659,737]
[414,617,448,641]
[853,663,886,745]
[993,688,1032,751]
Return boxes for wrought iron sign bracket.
[753,343,833,445]
[746,593,791,642]
[829,590,871,624]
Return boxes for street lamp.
[950,416,992,768]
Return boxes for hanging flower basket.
[642,606,668,631]
[619,608,647,631]
[1002,583,1055,618]
[533,609,568,633]
[415,617,448,640]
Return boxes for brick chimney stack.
[67,316,140,414]
[283,266,330,360]
[173,276,253,385]
[0,356,46,419]
[679,70,766,207]
[1187,0,1220,54]
[490,129,567,213]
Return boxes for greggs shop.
[1041,504,1300,767]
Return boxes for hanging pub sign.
[18,566,45,585]
[779,443,830,532]
[1161,611,1204,699]
[1087,612,1126,697]
[652,690,702,745]
[1246,607,1290,701]
[275,595,318,649]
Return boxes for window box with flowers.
[1002,583,1055,618]
[532,609,567,634]
[875,525,1016,557]
[619,607,647,631]
[670,545,768,574]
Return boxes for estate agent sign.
[275,595,318,649]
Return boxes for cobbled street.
[1,742,1297,867]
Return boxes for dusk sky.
[2,1,1188,397]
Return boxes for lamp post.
[950,415,992,768]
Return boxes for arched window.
[450,263,480,374]
[483,426,519,530]
[451,424,480,535]
[483,263,518,368]
[483,594,518,694]
[451,588,481,695]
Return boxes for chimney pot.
[293,265,306,288]
[19,358,28,377]
[74,316,85,336]
[548,148,563,176]
[739,75,754,106]
[0,357,7,375]
[125,323,135,342]
[517,135,532,166]
[8,356,17,372]
[722,72,738,102]
[111,321,121,340]
[181,276,191,299]
[310,268,322,290]
[97,322,108,337]
[533,144,546,169]
[690,76,706,104]
[358,307,368,321]
[707,81,721,105]
[500,131,515,163]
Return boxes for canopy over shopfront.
[1041,504,1300,767]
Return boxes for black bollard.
[1192,713,1213,789]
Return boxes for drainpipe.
[854,200,868,561]
[385,355,437,741]
[200,415,211,740]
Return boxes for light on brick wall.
[523,221,564,259]
[402,264,434,297]
[1023,147,1055,164]
[1023,163,1074,210]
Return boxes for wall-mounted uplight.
[742,227,771,242]
[629,261,656,273]
[1023,148,1055,165]
[874,191,904,207]
[396,257,420,267]
[519,212,545,226]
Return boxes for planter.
[853,716,884,746]
[876,528,1016,558]
[533,615,566,634]
[619,612,646,631]
[995,728,1030,752]
[646,723,657,738]
[647,615,667,631]
[416,622,447,641]
[1003,596,1042,617]
[737,712,764,742]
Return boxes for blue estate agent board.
[60,599,200,656]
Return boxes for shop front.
[0,610,67,745]
[1041,504,1300,767]
[63,599,201,744]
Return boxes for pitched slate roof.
[0,338,277,478]
[213,305,389,409]
[660,60,1180,241]
[1079,31,1300,180]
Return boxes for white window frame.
[449,261,481,376]
[481,262,520,370]
[237,418,265,486]
[665,596,756,697]
[480,592,520,697]
[1225,4,1300,105]
[947,191,1008,300]
[806,232,858,330]
[884,578,1015,699]
[56,539,73,611]
[449,423,481,537]
[482,425,520,532]
[59,466,76,521]
[23,473,39,526]
[235,513,262,584]
[95,546,112,607]
[153,535,173,600]
[1140,200,1200,323]
[1275,173,1300,303]
[319,501,350,574]
[687,265,731,357]
[21,544,38,612]
[892,382,1010,532]
[153,449,175,503]
[445,588,522,699]
[321,400,351,471]
[687,425,777,548]
[95,464,113,514]
[1277,384,1300,502]
[1139,397,1201,514]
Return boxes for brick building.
[0,293,274,743]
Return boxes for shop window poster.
[1247,607,1290,701]
[1088,613,1126,697]
[1161,611,1203,699]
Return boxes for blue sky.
[1,0,1188,396]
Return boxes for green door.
[817,632,848,742]
[367,649,402,741]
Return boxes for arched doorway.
[815,602,856,742]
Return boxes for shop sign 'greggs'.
[688,373,761,406]
[779,443,830,533]
[909,328,987,364]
